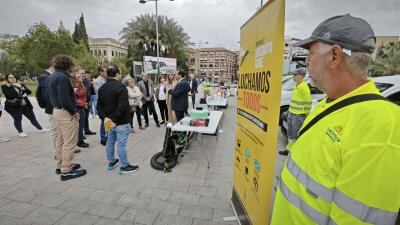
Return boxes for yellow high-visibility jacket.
[289,81,312,115]
[271,81,400,225]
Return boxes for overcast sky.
[1,0,399,50]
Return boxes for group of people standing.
[3,53,197,181]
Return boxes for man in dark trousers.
[37,60,56,146]
[188,74,198,109]
[137,73,160,127]
[97,65,139,174]
[169,70,190,122]
[47,55,87,181]
[81,69,96,135]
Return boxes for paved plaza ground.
[0,96,287,225]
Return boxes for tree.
[370,42,400,76]
[111,55,129,75]
[72,13,89,50]
[120,14,190,72]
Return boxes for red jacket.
[74,83,87,109]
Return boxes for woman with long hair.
[1,74,48,137]
[72,71,89,148]
[124,76,144,132]
[166,72,177,124]
[156,75,168,124]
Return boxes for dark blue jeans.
[100,119,107,142]
[8,106,42,133]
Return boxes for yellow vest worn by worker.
[289,81,312,115]
[271,81,400,225]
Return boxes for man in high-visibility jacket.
[271,14,400,225]
[279,67,311,156]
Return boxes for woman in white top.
[124,76,144,132]
[156,75,168,124]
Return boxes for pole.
[155,0,160,82]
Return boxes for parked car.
[280,75,400,137]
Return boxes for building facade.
[88,38,128,63]
[188,47,238,82]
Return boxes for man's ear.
[330,44,344,68]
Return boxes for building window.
[112,51,114,57]
[104,50,107,56]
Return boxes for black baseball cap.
[294,14,376,54]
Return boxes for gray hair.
[319,42,370,77]
[343,52,370,77]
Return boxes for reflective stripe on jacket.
[271,81,400,225]
[289,81,312,115]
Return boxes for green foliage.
[111,55,129,75]
[0,21,96,77]
[72,14,89,50]
[370,42,400,76]
[120,14,190,73]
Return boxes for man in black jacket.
[37,60,55,146]
[169,70,190,122]
[188,74,198,109]
[47,55,87,181]
[97,65,139,174]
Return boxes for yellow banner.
[231,0,285,224]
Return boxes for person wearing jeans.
[1,74,48,137]
[94,66,108,145]
[97,65,139,174]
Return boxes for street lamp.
[139,0,175,81]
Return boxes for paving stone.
[179,203,213,220]
[199,196,231,210]
[159,181,190,193]
[114,184,145,196]
[57,198,98,213]
[188,185,217,197]
[168,191,200,205]
[0,215,33,225]
[88,190,122,203]
[153,213,193,225]
[116,195,150,209]
[132,209,159,225]
[24,206,66,224]
[0,198,12,208]
[55,211,99,225]
[139,187,171,200]
[30,193,68,207]
[146,199,181,215]
[193,218,225,225]
[94,217,133,225]
[61,186,97,199]
[119,208,138,222]
[5,189,39,202]
[88,202,127,219]
[212,208,237,225]
[0,201,37,218]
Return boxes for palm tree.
[120,14,190,71]
[370,42,400,76]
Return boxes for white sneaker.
[130,128,135,133]
[18,132,28,138]
[38,128,50,133]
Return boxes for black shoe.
[145,123,149,127]
[100,140,107,146]
[156,123,160,127]
[119,164,139,175]
[160,121,165,124]
[278,150,289,156]
[85,131,97,135]
[107,159,119,171]
[74,149,81,153]
[56,164,81,175]
[60,169,87,181]
[77,141,89,148]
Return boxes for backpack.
[36,85,46,109]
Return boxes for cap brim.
[293,37,317,49]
